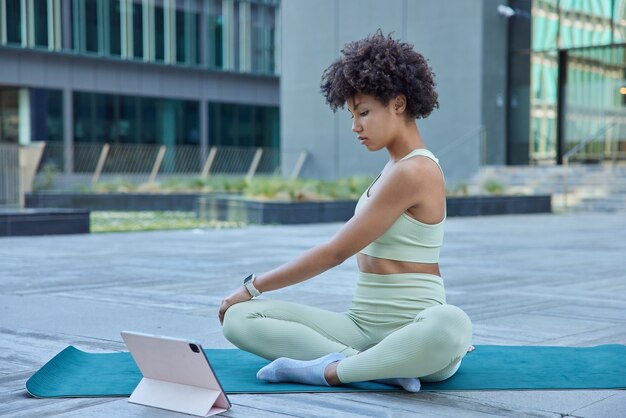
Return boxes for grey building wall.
[0,48,279,105]
[0,46,279,164]
[481,0,509,166]
[280,0,508,182]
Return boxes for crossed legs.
[222,299,472,386]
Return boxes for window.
[33,0,49,47]
[207,0,223,69]
[208,102,279,148]
[154,2,165,61]
[84,0,99,53]
[5,0,22,44]
[132,1,143,59]
[74,92,199,147]
[108,0,122,56]
[251,3,276,74]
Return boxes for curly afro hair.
[320,30,439,119]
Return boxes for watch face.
[244,274,254,284]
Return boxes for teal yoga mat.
[26,344,626,398]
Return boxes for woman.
[219,30,472,392]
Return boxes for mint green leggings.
[222,272,472,383]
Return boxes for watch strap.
[243,274,262,297]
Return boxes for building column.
[159,100,176,173]
[199,0,207,67]
[61,0,71,49]
[143,0,153,61]
[222,0,234,70]
[18,88,30,145]
[121,0,132,58]
[26,0,36,47]
[160,100,176,147]
[200,99,208,160]
[63,88,73,174]
[0,0,7,44]
[164,0,176,63]
[50,0,61,50]
[556,49,568,165]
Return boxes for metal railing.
[436,126,486,162]
[35,142,308,190]
[0,144,20,208]
[562,122,620,209]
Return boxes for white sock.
[256,352,345,386]
[374,377,421,393]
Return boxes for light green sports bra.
[354,148,445,264]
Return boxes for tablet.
[121,331,231,417]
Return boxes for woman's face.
[346,93,402,151]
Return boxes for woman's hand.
[218,286,252,325]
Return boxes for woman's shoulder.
[394,152,443,185]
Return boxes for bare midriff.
[357,253,441,276]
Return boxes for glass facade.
[0,87,62,144]
[564,45,626,160]
[208,102,279,148]
[31,89,63,142]
[73,92,199,146]
[0,87,19,144]
[0,0,280,76]
[527,0,626,162]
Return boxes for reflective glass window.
[208,102,279,149]
[176,5,187,63]
[132,2,143,58]
[613,0,626,42]
[529,51,558,160]
[118,96,136,143]
[109,0,122,56]
[5,0,21,44]
[182,101,199,145]
[73,92,93,142]
[0,88,19,143]
[85,0,99,53]
[154,2,165,61]
[140,97,157,144]
[559,0,612,49]
[33,0,49,47]
[73,92,199,148]
[564,45,626,161]
[29,89,63,142]
[532,0,559,51]
[207,0,223,69]
[251,3,276,74]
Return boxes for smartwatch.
[243,274,262,298]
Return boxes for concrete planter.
[25,192,552,224]
[0,209,90,237]
[197,194,552,224]
[196,196,357,224]
[446,195,552,217]
[26,192,222,211]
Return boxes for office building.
[1,0,624,183]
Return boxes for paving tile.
[570,392,626,418]
[1,213,625,417]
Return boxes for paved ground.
[1,212,625,417]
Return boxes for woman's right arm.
[218,242,346,324]
[219,160,430,323]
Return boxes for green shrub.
[86,175,376,201]
[483,179,505,195]
[33,162,59,191]
[448,182,469,196]
[91,178,137,193]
